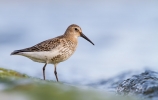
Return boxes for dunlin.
[11,24,94,82]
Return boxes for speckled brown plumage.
[11,24,94,82]
[11,36,63,53]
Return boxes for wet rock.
[87,71,140,92]
[87,70,158,100]
[117,70,158,100]
[0,67,137,100]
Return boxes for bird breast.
[50,39,77,64]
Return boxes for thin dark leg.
[43,63,47,80]
[54,64,58,82]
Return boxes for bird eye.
[75,28,78,31]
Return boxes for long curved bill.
[81,33,94,45]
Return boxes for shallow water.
[0,1,158,84]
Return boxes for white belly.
[18,48,75,64]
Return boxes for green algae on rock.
[0,67,138,100]
[0,67,28,78]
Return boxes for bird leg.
[42,63,47,80]
[54,64,58,82]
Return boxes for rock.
[87,70,141,92]
[0,67,137,100]
[117,70,158,100]
[87,69,158,100]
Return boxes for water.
[0,1,158,84]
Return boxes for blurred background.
[0,0,158,84]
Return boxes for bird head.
[65,24,94,45]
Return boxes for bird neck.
[63,34,78,45]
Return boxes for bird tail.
[10,50,22,55]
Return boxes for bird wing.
[11,36,64,55]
